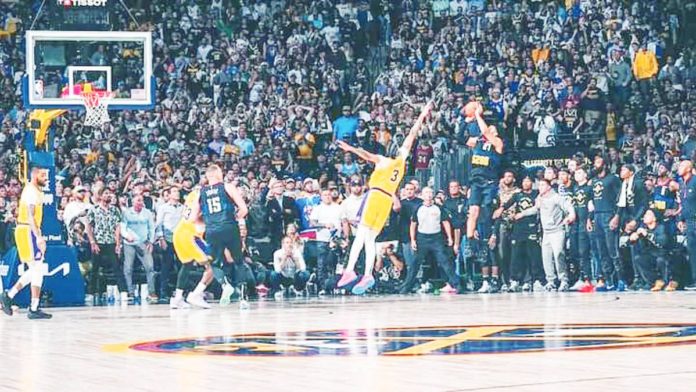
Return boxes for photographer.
[270,236,310,295]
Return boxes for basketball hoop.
[81,91,112,127]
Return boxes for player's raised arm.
[474,104,503,154]
[400,100,434,155]
[336,140,381,164]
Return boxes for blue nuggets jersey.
[652,182,677,219]
[470,137,501,181]
[199,183,237,231]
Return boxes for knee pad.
[30,261,44,288]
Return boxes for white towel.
[617,175,634,208]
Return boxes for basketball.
[463,101,480,119]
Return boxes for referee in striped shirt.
[399,187,461,294]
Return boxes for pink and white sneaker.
[337,270,358,288]
[351,275,375,295]
[440,283,458,294]
[256,284,269,297]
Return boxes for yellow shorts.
[173,222,209,264]
[15,225,44,263]
[358,189,393,232]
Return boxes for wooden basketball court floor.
[1,292,696,392]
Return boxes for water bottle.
[133,285,141,305]
[106,285,115,306]
[140,284,149,303]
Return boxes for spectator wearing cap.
[267,179,299,251]
[617,164,650,289]
[340,175,366,239]
[283,177,300,199]
[63,185,92,229]
[332,105,359,143]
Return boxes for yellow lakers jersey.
[368,156,406,196]
[176,189,204,236]
[18,183,44,227]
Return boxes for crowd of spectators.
[1,0,696,302]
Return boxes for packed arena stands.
[2,0,696,304]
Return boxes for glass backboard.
[23,30,154,110]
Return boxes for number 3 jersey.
[360,154,406,232]
[199,183,237,231]
[368,155,406,196]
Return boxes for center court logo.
[106,323,696,357]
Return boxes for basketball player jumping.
[187,165,248,306]
[336,101,433,295]
[465,105,504,263]
[0,167,52,319]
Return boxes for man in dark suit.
[266,179,299,250]
[617,164,649,290]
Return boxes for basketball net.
[82,91,112,127]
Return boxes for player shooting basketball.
[336,101,434,295]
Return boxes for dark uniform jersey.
[651,181,678,220]
[199,183,237,231]
[590,173,621,214]
[680,176,696,221]
[572,182,592,225]
[470,137,501,181]
[443,195,467,232]
[503,190,539,240]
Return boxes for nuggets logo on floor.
[105,323,696,357]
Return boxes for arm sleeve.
[155,206,164,239]
[518,205,538,218]
[272,250,282,273]
[148,210,156,243]
[411,206,420,222]
[561,195,575,217]
[295,249,307,271]
[502,193,517,210]
[632,182,649,222]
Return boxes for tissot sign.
[57,0,108,6]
